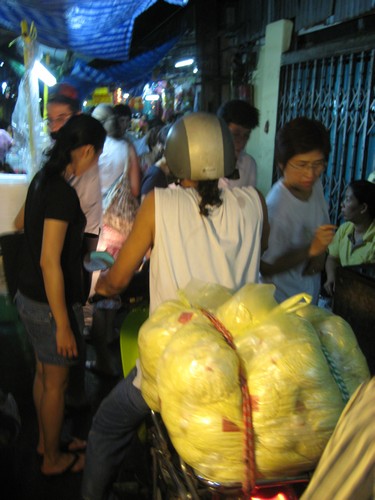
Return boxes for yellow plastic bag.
[138,282,370,482]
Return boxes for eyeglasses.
[231,131,250,142]
[46,114,73,127]
[288,160,327,174]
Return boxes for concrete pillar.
[248,19,293,196]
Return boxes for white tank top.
[150,185,263,313]
[98,137,130,196]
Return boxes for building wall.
[197,1,375,198]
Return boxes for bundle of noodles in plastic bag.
[296,305,370,394]
[138,300,207,410]
[235,311,345,478]
[158,323,244,483]
[215,283,279,335]
[139,280,232,410]
[138,280,370,483]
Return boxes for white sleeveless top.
[98,137,130,197]
[149,185,264,313]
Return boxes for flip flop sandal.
[41,452,81,477]
[37,438,87,457]
[61,437,87,453]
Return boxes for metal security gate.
[277,47,375,224]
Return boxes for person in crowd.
[140,124,171,199]
[14,115,106,476]
[81,111,269,499]
[138,123,164,174]
[47,84,103,293]
[14,83,103,412]
[91,104,141,201]
[134,116,165,172]
[301,376,375,499]
[0,120,14,166]
[324,179,375,296]
[113,103,133,141]
[260,117,336,304]
[217,99,259,188]
[91,103,141,258]
[15,83,103,275]
[86,105,142,377]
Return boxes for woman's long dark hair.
[196,180,222,216]
[41,114,106,180]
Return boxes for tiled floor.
[0,303,122,500]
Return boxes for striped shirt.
[301,377,375,499]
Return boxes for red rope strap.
[200,308,256,496]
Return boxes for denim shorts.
[15,291,84,366]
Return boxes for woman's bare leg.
[33,357,45,455]
[40,363,84,474]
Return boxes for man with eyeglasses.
[260,117,336,304]
[217,99,259,188]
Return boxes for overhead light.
[174,58,194,68]
[2,81,7,94]
[145,94,160,101]
[193,67,198,74]
[33,61,57,87]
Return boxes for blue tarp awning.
[69,37,179,93]
[0,0,189,90]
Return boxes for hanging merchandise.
[161,80,175,122]
[142,82,162,120]
[10,20,49,179]
[174,81,194,114]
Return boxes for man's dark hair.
[146,125,163,151]
[156,125,172,148]
[113,104,132,119]
[217,99,259,130]
[48,83,80,113]
[275,117,331,166]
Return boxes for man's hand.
[323,277,335,296]
[309,225,336,258]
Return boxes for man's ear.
[360,202,368,215]
[82,144,95,158]
[278,162,285,175]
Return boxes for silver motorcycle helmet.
[165,112,236,181]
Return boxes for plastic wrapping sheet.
[139,300,211,410]
[235,313,345,478]
[158,324,244,483]
[215,283,279,334]
[178,278,233,311]
[11,40,49,180]
[139,281,370,483]
[296,305,371,393]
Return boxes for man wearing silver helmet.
[81,112,269,499]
